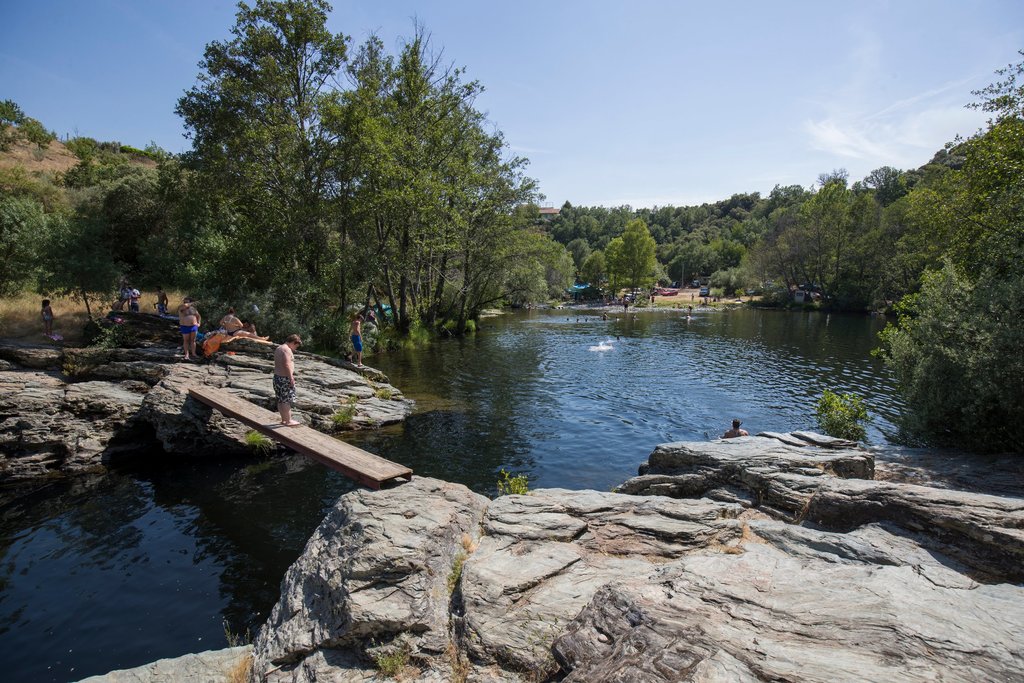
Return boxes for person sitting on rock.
[219,307,245,334]
[722,419,749,439]
[231,322,269,340]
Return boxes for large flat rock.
[247,439,1024,682]
[0,339,413,481]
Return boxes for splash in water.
[588,339,615,352]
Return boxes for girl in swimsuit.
[41,299,54,336]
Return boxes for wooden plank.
[188,386,413,489]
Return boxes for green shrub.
[373,385,394,400]
[331,395,359,427]
[496,469,529,496]
[373,641,410,678]
[815,389,870,442]
[244,430,274,455]
[876,261,1023,452]
[88,322,138,349]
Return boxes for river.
[0,307,901,681]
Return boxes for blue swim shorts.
[351,335,362,352]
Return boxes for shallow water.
[0,307,901,681]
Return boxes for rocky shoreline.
[0,321,412,481]
[78,432,1023,682]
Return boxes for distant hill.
[0,129,160,179]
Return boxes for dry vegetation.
[0,136,79,175]
[225,653,252,683]
[0,288,187,344]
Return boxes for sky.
[2,0,1022,207]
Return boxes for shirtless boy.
[722,419,749,439]
[178,298,201,360]
[274,334,303,426]
[156,287,169,314]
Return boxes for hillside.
[0,129,160,178]
[0,135,79,175]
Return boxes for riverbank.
[0,313,412,481]
[82,432,1024,682]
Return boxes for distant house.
[538,206,560,220]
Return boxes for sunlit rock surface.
[0,336,410,481]
[247,436,1023,682]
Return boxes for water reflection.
[0,455,354,682]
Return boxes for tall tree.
[607,218,656,292]
[176,0,350,315]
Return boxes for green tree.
[38,214,123,318]
[863,166,907,207]
[0,99,24,125]
[0,195,48,295]
[580,249,606,287]
[607,218,656,292]
[565,237,591,271]
[0,99,24,151]
[19,118,56,148]
[176,0,350,317]
[877,55,1024,453]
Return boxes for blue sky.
[2,1,1021,207]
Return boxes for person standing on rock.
[722,419,749,439]
[155,286,169,315]
[41,299,54,336]
[350,314,364,367]
[177,297,201,361]
[274,334,303,426]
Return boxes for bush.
[815,389,870,442]
[496,469,529,496]
[877,261,1023,452]
[88,321,138,349]
[373,641,411,678]
[330,396,359,427]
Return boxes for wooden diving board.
[188,386,413,489]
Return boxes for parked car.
[691,280,701,288]
[699,286,710,297]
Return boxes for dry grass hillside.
[0,135,79,175]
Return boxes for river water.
[0,307,901,681]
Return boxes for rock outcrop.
[245,435,1024,682]
[0,337,412,481]
[78,645,252,683]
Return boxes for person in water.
[178,297,201,361]
[722,419,749,439]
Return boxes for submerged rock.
[246,436,1024,683]
[0,338,412,481]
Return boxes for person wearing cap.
[274,334,303,426]
[722,419,749,439]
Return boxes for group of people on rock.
[175,299,270,361]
